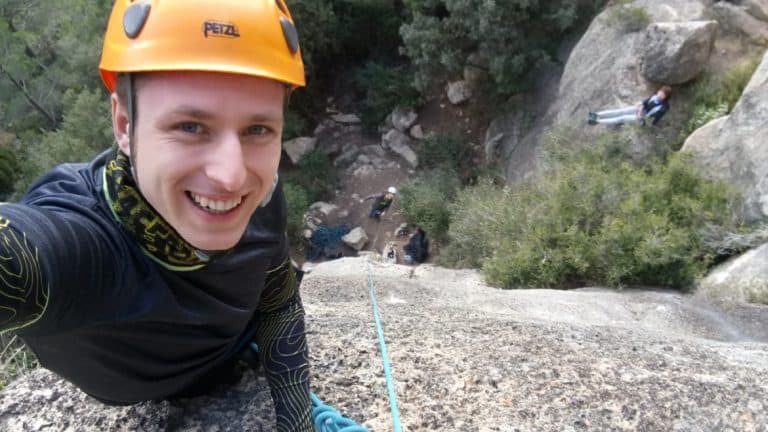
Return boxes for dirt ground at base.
[290,90,497,269]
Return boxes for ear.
[111,93,131,156]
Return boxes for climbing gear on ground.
[306,225,350,261]
[99,0,305,92]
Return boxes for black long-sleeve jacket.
[0,149,312,431]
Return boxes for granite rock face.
[640,20,718,84]
[501,0,711,183]
[682,50,768,221]
[2,257,767,431]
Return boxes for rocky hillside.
[496,0,767,187]
[2,257,766,431]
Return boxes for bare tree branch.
[0,63,57,127]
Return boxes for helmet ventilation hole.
[123,2,151,39]
[280,17,300,54]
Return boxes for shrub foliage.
[443,133,740,290]
[399,168,461,242]
[400,0,606,95]
[677,56,761,148]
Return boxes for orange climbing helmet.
[98,0,305,92]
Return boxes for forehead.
[134,71,285,109]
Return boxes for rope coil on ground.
[311,393,368,432]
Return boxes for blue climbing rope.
[366,261,404,432]
[311,393,368,432]
[305,260,403,432]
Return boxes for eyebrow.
[165,105,283,123]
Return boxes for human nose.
[204,132,247,191]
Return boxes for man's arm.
[0,210,48,333]
[0,203,119,335]
[254,249,313,432]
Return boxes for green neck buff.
[102,149,207,271]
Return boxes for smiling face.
[111,71,285,251]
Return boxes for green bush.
[281,149,338,203]
[416,133,472,174]
[282,181,311,243]
[0,145,18,200]
[677,56,761,148]
[398,168,461,242]
[400,1,598,96]
[14,88,113,198]
[444,133,740,290]
[605,2,650,33]
[353,62,421,130]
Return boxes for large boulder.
[282,136,316,164]
[682,50,768,221]
[711,1,768,45]
[389,107,418,133]
[698,242,768,304]
[341,227,368,250]
[556,0,708,125]
[309,201,338,217]
[381,129,418,168]
[446,80,472,105]
[502,0,710,183]
[313,118,364,156]
[745,0,768,21]
[640,21,718,84]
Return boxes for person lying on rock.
[0,1,313,430]
[363,186,398,219]
[588,85,672,127]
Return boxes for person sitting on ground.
[403,227,429,265]
[588,85,672,127]
[363,186,397,219]
[0,1,313,430]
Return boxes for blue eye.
[247,125,269,136]
[178,122,203,134]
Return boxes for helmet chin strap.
[125,74,139,187]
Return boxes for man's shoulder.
[21,149,111,208]
[21,152,106,205]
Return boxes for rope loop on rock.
[311,393,368,432]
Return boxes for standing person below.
[0,1,314,430]
[588,85,672,126]
[363,186,397,219]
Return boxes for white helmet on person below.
[387,186,397,195]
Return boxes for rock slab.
[2,257,767,431]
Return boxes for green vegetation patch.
[398,168,461,243]
[677,56,762,148]
[605,1,650,33]
[443,132,740,290]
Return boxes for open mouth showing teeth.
[188,192,243,214]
